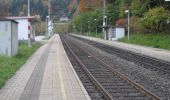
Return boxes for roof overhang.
[0,18,18,24]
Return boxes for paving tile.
[39,34,90,100]
[0,34,90,100]
[0,41,49,100]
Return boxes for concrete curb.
[59,35,91,100]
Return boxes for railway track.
[61,36,109,100]
[61,35,160,100]
[72,36,170,75]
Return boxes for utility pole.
[48,0,52,37]
[28,0,31,47]
[48,0,51,20]
[127,10,130,40]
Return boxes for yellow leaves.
[77,0,102,13]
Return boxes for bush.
[116,18,126,27]
[141,7,170,33]
[129,16,141,33]
[116,17,141,34]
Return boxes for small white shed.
[6,16,35,41]
[0,19,18,56]
[108,27,125,41]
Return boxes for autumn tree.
[77,0,102,13]
[0,0,9,17]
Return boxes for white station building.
[0,19,18,56]
[108,26,125,41]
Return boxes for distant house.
[60,16,69,22]
[6,16,36,41]
[0,19,18,56]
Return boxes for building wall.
[11,21,18,56]
[108,27,125,41]
[0,21,12,56]
[15,19,28,40]
[115,27,125,39]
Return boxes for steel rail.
[62,37,113,100]
[75,41,161,100]
[73,36,170,74]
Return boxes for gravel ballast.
[65,35,170,99]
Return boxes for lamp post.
[73,24,76,33]
[125,10,130,40]
[103,0,107,40]
[165,0,170,24]
[94,19,97,37]
[88,21,90,36]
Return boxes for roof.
[5,16,35,20]
[0,18,18,23]
[60,16,69,21]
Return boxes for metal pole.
[48,0,51,37]
[127,0,130,40]
[48,0,51,20]
[103,0,106,17]
[28,0,31,47]
[88,21,89,36]
[88,21,91,36]
[103,0,106,39]
[96,27,97,37]
[46,17,48,39]
[128,10,130,40]
[28,0,30,17]
[95,19,97,37]
[81,17,83,34]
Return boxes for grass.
[0,42,41,88]
[85,32,103,39]
[119,33,170,50]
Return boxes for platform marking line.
[57,37,68,100]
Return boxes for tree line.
[71,0,170,35]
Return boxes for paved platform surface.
[35,36,45,41]
[72,34,170,62]
[35,36,48,44]
[0,34,90,100]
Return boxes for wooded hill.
[0,0,71,20]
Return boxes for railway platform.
[0,34,90,100]
[72,34,170,62]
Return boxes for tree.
[130,0,148,17]
[0,0,9,17]
[119,0,131,18]
[72,8,103,34]
[141,7,170,33]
